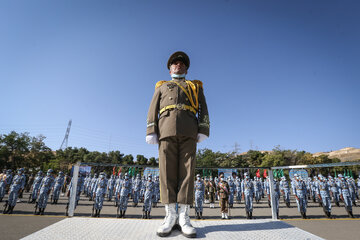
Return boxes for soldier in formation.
[25,173,34,193]
[4,169,13,194]
[114,173,122,207]
[228,177,235,208]
[280,176,291,207]
[207,176,216,208]
[153,175,160,208]
[117,173,131,218]
[317,175,332,218]
[29,171,43,203]
[107,175,116,202]
[83,173,91,197]
[235,176,242,204]
[35,169,55,215]
[132,174,142,207]
[92,172,107,217]
[3,168,26,214]
[194,174,205,219]
[0,170,7,202]
[338,174,354,218]
[292,174,308,219]
[217,173,230,219]
[52,171,65,204]
[254,177,262,204]
[273,178,280,219]
[204,177,209,203]
[143,174,154,219]
[242,172,254,219]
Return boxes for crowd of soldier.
[68,171,160,219]
[0,168,359,220]
[194,172,359,220]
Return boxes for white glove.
[146,133,159,144]
[197,133,208,143]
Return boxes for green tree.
[108,151,124,164]
[0,131,31,169]
[148,157,158,166]
[123,154,134,165]
[242,150,265,167]
[196,148,225,167]
[28,134,55,171]
[136,155,148,165]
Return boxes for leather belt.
[159,104,196,115]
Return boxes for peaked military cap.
[167,51,190,70]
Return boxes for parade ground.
[0,192,358,240]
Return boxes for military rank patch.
[198,115,210,129]
[147,118,155,128]
[166,83,176,89]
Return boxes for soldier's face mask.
[47,172,51,176]
[220,178,224,181]
[197,177,201,180]
[125,176,129,180]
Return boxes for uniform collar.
[171,73,186,79]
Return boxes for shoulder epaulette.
[192,80,203,88]
[155,80,168,89]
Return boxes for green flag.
[334,169,337,178]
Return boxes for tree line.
[1,131,358,177]
[0,131,157,173]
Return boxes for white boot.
[157,203,178,237]
[178,204,196,238]
[224,213,228,219]
[221,212,225,219]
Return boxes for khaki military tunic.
[217,180,229,213]
[206,180,216,203]
[146,78,210,204]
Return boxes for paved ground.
[0,192,358,239]
[22,218,324,240]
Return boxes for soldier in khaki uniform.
[217,174,230,219]
[146,51,210,238]
[206,176,216,208]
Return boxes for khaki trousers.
[220,198,228,213]
[159,136,196,205]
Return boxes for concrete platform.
[21,217,323,240]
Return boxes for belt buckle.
[176,104,184,110]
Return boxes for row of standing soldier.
[0,168,359,219]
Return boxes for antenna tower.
[60,119,72,150]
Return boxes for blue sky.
[1,0,359,159]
